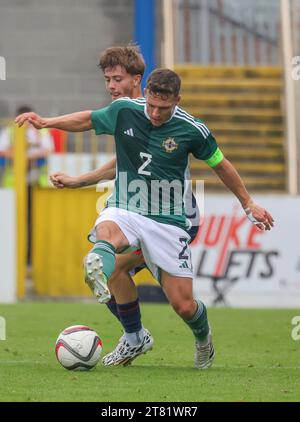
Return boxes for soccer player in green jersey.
[16,68,274,369]
[50,45,201,367]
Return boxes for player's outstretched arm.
[50,157,117,189]
[15,111,93,132]
[213,157,274,231]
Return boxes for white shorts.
[91,207,193,281]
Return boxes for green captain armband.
[205,148,224,168]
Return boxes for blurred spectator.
[0,105,54,187]
[0,120,14,187]
[1,105,54,265]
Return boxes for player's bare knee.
[95,223,114,242]
[171,300,195,319]
[95,222,128,250]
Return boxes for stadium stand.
[175,65,286,191]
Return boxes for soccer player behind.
[51,46,155,365]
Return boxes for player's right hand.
[50,172,81,189]
[243,202,274,231]
[15,112,47,129]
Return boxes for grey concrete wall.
[0,0,134,117]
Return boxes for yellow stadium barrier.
[13,127,27,299]
[31,187,158,297]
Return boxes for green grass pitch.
[0,303,299,402]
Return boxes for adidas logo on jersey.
[124,128,134,137]
[179,261,190,269]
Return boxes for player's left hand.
[243,202,274,231]
[50,172,81,189]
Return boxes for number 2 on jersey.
[138,152,152,176]
[179,237,189,260]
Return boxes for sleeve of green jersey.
[91,99,125,136]
[191,132,224,168]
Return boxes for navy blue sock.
[117,299,142,333]
[105,296,120,321]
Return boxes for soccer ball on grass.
[55,325,102,371]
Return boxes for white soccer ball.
[55,325,102,371]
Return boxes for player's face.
[145,90,180,127]
[104,66,139,100]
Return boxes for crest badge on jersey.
[162,138,178,153]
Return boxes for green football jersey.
[91,97,223,231]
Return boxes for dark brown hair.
[146,68,181,97]
[98,45,145,77]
